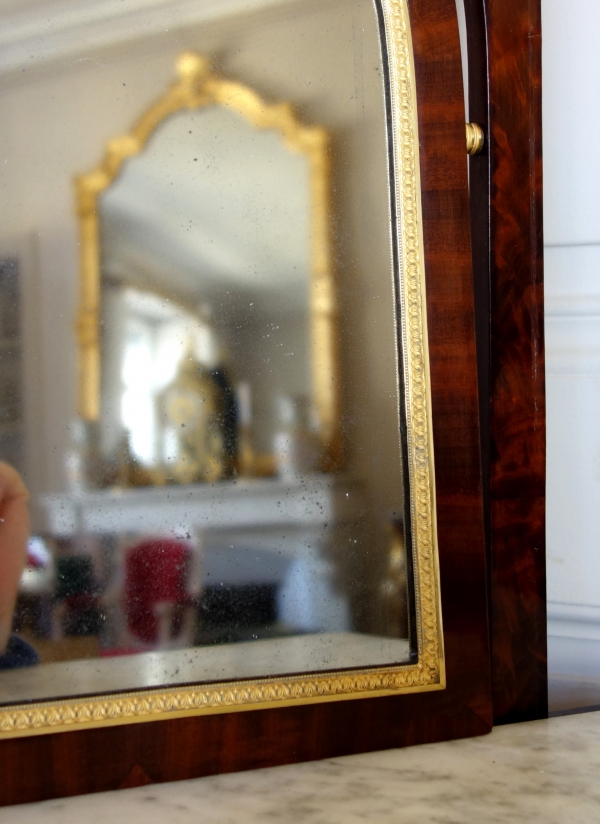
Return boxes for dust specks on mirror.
[0,0,414,707]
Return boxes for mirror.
[0,0,443,736]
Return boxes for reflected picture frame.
[0,0,447,740]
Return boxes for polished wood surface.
[0,0,492,805]
[464,0,547,724]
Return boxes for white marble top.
[3,711,600,821]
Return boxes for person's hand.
[0,463,29,654]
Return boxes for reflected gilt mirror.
[0,0,451,743]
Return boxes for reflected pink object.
[124,538,192,644]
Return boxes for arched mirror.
[78,54,340,482]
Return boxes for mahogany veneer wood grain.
[0,0,492,804]
[464,0,546,723]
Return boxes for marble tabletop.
[3,711,600,822]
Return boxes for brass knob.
[466,123,485,155]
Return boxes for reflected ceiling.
[101,106,311,315]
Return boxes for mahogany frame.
[463,0,546,724]
[0,0,548,802]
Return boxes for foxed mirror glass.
[0,0,443,737]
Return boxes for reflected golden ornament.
[157,353,225,484]
[380,521,409,638]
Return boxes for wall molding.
[546,297,600,376]
[547,601,600,641]
[546,295,600,318]
[547,602,600,678]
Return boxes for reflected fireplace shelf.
[40,475,362,633]
[40,474,360,537]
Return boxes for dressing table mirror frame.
[0,0,447,741]
[0,0,501,803]
[75,51,342,472]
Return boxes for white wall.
[543,0,600,676]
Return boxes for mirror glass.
[0,0,415,706]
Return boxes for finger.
[0,462,29,507]
[0,493,30,653]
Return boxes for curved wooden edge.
[464,0,547,724]
[406,0,491,726]
[0,0,492,805]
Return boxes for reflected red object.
[124,538,191,644]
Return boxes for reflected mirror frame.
[0,0,445,740]
[74,50,342,471]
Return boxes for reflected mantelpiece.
[40,476,360,536]
[40,475,363,635]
